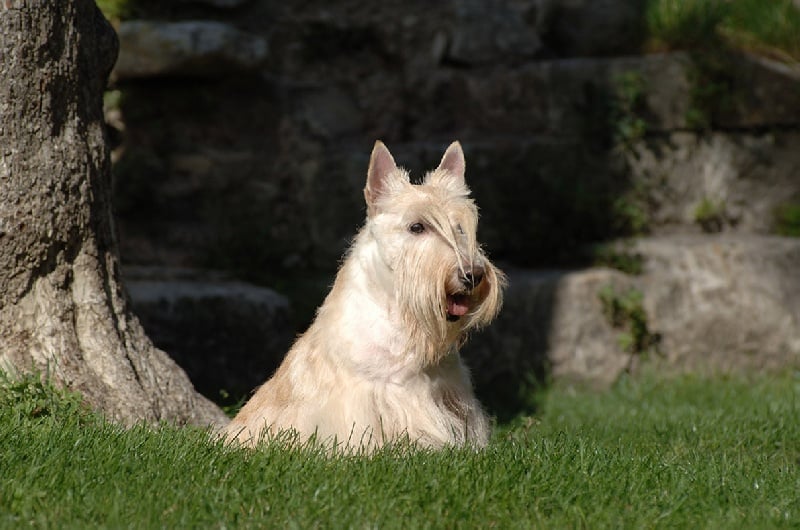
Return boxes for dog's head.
[363,141,505,364]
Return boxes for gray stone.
[125,267,293,406]
[634,235,800,372]
[464,267,635,410]
[297,87,364,139]
[446,0,542,64]
[123,235,800,413]
[114,20,267,79]
[715,53,800,129]
[628,132,800,234]
[383,131,800,267]
[466,234,800,406]
[413,52,800,139]
[415,53,693,138]
[544,0,646,57]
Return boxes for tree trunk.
[0,0,228,428]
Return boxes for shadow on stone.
[463,269,557,423]
[125,267,294,409]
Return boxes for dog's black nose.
[461,265,485,289]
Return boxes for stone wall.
[110,2,800,273]
[109,0,800,415]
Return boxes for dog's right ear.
[437,141,466,184]
[365,140,397,217]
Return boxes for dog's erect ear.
[365,140,397,217]
[436,141,466,184]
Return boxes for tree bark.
[0,0,227,428]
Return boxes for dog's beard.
[461,260,505,331]
[395,243,503,367]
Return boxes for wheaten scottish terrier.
[225,141,504,451]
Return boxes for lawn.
[1,371,797,528]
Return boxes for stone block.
[125,267,293,406]
[114,20,267,79]
[634,235,800,372]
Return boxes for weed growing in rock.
[774,201,800,237]
[593,243,645,275]
[598,285,660,367]
[612,193,650,236]
[684,52,738,131]
[611,71,648,152]
[694,196,727,233]
[603,72,654,237]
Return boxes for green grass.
[1,371,798,528]
[774,201,800,237]
[95,0,177,22]
[646,0,729,50]
[723,0,800,61]
[646,0,800,62]
[95,0,131,21]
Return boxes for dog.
[225,141,504,451]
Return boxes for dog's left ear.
[437,141,466,185]
[365,140,398,217]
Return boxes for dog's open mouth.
[446,294,470,322]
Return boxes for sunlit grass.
[1,370,798,528]
[646,0,800,61]
[723,0,800,61]
[646,0,729,50]
[95,0,132,21]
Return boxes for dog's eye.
[409,222,425,234]
[456,224,464,235]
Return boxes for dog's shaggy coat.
[225,141,504,451]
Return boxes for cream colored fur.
[225,141,504,452]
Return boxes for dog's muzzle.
[446,263,485,322]
[460,264,485,290]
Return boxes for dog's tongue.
[447,295,470,317]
